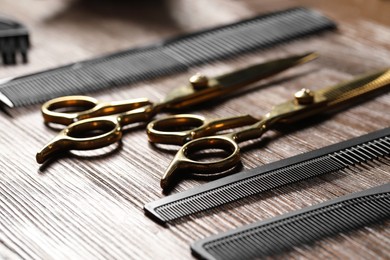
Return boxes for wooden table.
[1,0,389,259]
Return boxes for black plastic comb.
[0,7,336,107]
[191,183,390,260]
[0,16,30,65]
[144,127,390,224]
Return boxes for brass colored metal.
[161,52,318,110]
[41,96,151,126]
[160,135,240,189]
[189,73,209,90]
[36,117,122,164]
[152,69,390,190]
[37,52,317,163]
[147,114,259,145]
[294,88,314,104]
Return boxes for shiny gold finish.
[151,69,390,190]
[147,114,258,145]
[189,73,209,90]
[41,95,151,125]
[37,52,317,163]
[160,135,240,189]
[36,117,122,164]
[161,52,318,110]
[294,88,315,105]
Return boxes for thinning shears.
[36,52,317,163]
[146,69,390,190]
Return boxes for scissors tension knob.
[189,73,209,90]
[294,88,314,105]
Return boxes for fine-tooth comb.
[0,16,30,65]
[0,7,336,108]
[191,183,390,260]
[143,127,390,224]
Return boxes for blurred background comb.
[0,16,30,65]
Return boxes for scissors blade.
[268,69,390,124]
[214,52,318,89]
[317,69,390,107]
[163,52,317,109]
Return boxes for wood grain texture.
[1,0,390,259]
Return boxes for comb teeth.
[154,157,344,221]
[143,128,390,224]
[0,7,336,107]
[191,184,390,260]
[0,16,30,65]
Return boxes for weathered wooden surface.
[1,0,389,259]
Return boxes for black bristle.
[0,16,30,66]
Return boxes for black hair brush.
[0,16,30,65]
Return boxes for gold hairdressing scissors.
[146,69,390,190]
[36,52,317,163]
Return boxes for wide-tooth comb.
[0,16,30,65]
[143,127,390,224]
[191,183,390,260]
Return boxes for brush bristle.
[0,17,30,65]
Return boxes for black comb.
[191,183,390,260]
[0,16,30,65]
[144,127,390,224]
[0,7,336,108]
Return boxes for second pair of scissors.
[36,52,317,163]
[147,69,390,190]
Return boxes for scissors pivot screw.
[189,73,209,90]
[294,88,314,105]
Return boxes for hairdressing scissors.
[146,69,390,189]
[36,52,317,163]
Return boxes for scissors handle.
[37,102,164,163]
[159,117,277,189]
[160,135,241,189]
[147,114,259,145]
[36,116,122,163]
[41,95,151,125]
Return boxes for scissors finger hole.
[67,120,117,138]
[184,137,238,164]
[152,116,204,132]
[186,148,232,163]
[47,99,96,113]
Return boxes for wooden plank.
[1,0,389,259]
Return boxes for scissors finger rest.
[160,135,241,189]
[36,116,123,163]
